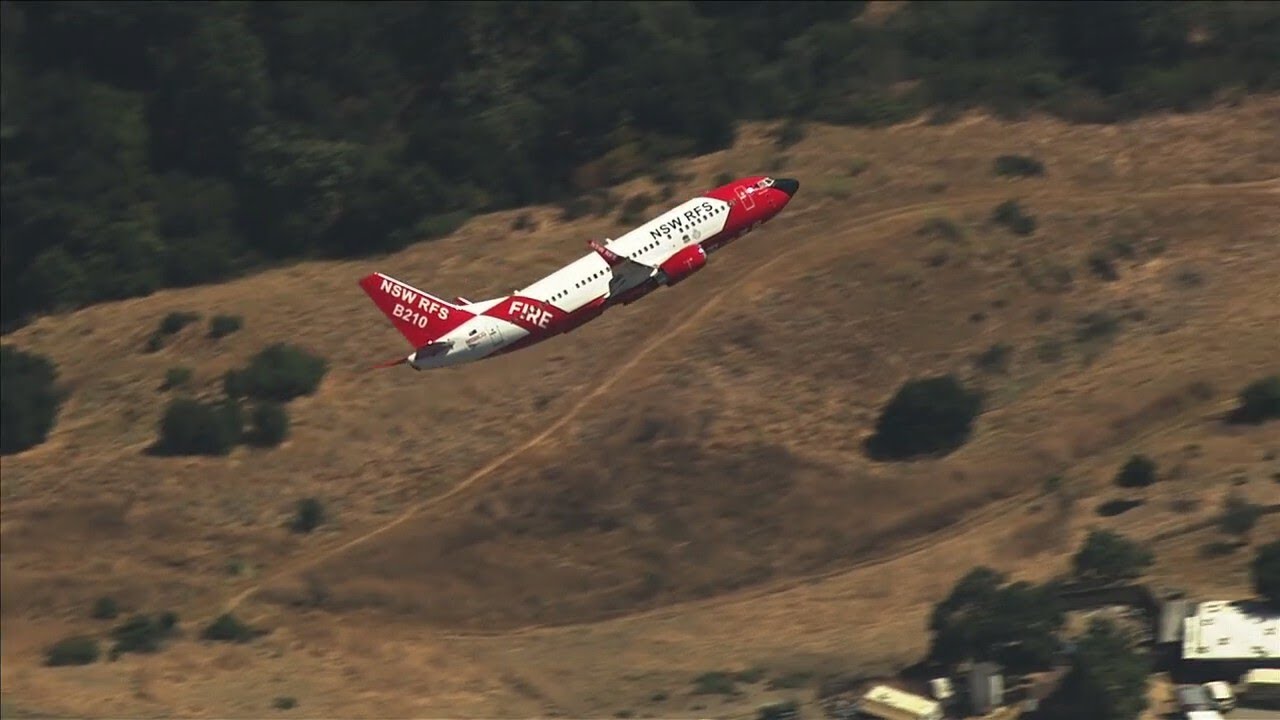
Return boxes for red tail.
[358,272,474,348]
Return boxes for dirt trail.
[220,177,1279,625]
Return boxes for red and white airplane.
[359,175,799,370]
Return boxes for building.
[1181,600,1280,680]
[857,685,943,720]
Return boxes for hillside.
[3,99,1280,718]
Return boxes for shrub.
[159,311,200,336]
[163,366,193,391]
[714,172,733,186]
[45,636,100,666]
[292,497,325,533]
[917,216,963,242]
[866,375,983,460]
[1075,311,1120,343]
[1252,540,1280,606]
[111,613,178,655]
[994,154,1045,177]
[619,193,654,225]
[238,344,328,402]
[772,118,806,149]
[1,345,66,454]
[992,200,1037,235]
[1114,455,1157,488]
[974,343,1014,374]
[208,314,244,339]
[692,671,739,695]
[155,397,243,456]
[1228,375,1280,425]
[91,596,119,620]
[1072,529,1155,586]
[559,196,593,221]
[1086,252,1119,281]
[1219,493,1262,538]
[511,212,536,232]
[202,613,258,643]
[249,402,290,447]
[273,696,298,710]
[1096,498,1143,517]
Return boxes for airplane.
[359,174,800,370]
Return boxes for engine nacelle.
[657,245,707,287]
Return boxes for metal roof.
[859,685,942,718]
[1182,601,1280,661]
[1158,599,1193,644]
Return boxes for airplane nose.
[773,177,800,198]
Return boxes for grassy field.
[2,96,1279,718]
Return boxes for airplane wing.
[588,239,658,273]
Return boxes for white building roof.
[1181,601,1280,661]
[859,685,941,719]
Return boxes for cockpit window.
[756,177,775,189]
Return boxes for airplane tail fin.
[358,272,474,348]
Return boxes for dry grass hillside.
[2,97,1279,719]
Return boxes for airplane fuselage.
[361,175,799,370]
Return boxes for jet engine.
[657,245,707,286]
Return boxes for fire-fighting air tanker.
[360,175,800,370]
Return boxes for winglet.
[588,239,623,267]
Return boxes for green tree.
[866,375,983,460]
[928,567,1065,673]
[150,7,270,177]
[1071,530,1155,586]
[1,345,66,454]
[1252,540,1280,606]
[1037,619,1150,720]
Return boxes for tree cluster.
[154,342,324,455]
[0,344,65,454]
[4,2,1278,329]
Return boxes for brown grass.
[3,96,1280,718]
